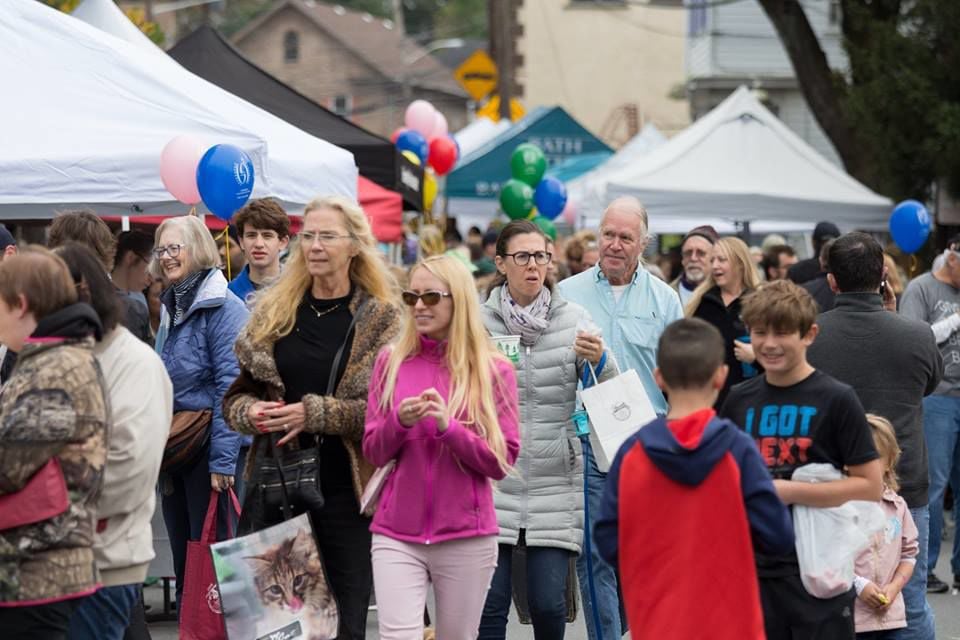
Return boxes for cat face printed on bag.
[246,528,338,639]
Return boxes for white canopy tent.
[583,86,892,232]
[453,117,512,161]
[0,0,357,218]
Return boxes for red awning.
[102,176,403,243]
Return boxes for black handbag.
[250,307,362,525]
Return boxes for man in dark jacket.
[807,232,941,639]
[788,221,839,285]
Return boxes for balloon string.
[226,232,232,282]
[188,206,197,217]
[910,254,918,278]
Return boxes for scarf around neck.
[171,269,208,326]
[500,284,551,346]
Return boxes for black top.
[692,286,758,409]
[274,290,356,489]
[720,370,879,576]
[787,257,821,286]
[168,25,424,209]
[808,292,942,508]
[801,273,836,313]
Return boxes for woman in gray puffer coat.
[478,220,617,640]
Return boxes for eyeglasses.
[300,231,351,246]
[153,244,186,259]
[503,251,552,266]
[401,290,452,306]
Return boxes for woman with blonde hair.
[224,195,402,639]
[151,215,249,611]
[686,236,762,408]
[363,255,520,640]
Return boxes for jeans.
[67,584,140,640]
[922,395,960,578]
[479,542,573,640]
[576,440,624,640]
[890,505,935,640]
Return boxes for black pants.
[310,481,373,640]
[760,573,855,640]
[0,598,83,640]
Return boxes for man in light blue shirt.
[558,196,683,640]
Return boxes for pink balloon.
[160,135,207,205]
[429,111,449,139]
[405,100,437,137]
[562,199,577,226]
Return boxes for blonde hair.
[867,414,901,491]
[883,253,905,296]
[685,237,761,316]
[377,255,514,474]
[148,216,220,279]
[246,195,397,345]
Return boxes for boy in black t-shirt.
[720,280,882,640]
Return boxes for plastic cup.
[492,335,521,364]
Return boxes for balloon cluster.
[498,143,569,241]
[159,135,255,221]
[889,200,932,254]
[391,100,460,212]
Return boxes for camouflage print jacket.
[0,337,109,605]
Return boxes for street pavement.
[148,527,960,639]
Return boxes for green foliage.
[838,0,960,200]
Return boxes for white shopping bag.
[791,463,886,599]
[580,368,656,472]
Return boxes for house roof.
[234,0,466,97]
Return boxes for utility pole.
[391,0,406,39]
[489,1,514,122]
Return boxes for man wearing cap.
[671,225,718,308]
[558,196,683,640]
[901,234,960,597]
[0,225,16,383]
[788,221,840,284]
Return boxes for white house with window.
[686,0,845,166]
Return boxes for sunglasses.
[401,290,452,306]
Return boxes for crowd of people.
[0,194,955,640]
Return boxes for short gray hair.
[601,196,649,236]
[148,216,220,278]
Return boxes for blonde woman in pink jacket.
[854,415,919,637]
[363,255,520,640]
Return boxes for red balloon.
[390,127,408,145]
[428,136,458,176]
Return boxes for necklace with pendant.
[307,301,342,318]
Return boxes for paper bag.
[580,368,656,472]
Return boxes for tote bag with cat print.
[211,512,339,640]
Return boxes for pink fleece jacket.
[363,337,520,545]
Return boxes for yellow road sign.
[454,50,498,101]
[477,96,526,122]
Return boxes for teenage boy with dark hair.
[596,318,793,640]
[228,198,290,308]
[720,279,883,640]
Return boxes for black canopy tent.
[169,25,423,210]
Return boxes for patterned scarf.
[500,284,551,346]
[171,269,207,326]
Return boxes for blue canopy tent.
[446,107,612,230]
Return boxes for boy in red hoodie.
[595,318,794,639]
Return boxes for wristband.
[853,575,870,596]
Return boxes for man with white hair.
[558,196,683,640]
[901,234,960,596]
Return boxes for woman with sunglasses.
[149,216,250,613]
[364,254,520,640]
[478,220,617,640]
[224,196,402,639]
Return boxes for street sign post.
[454,50,498,102]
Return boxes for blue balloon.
[395,129,429,164]
[889,199,932,254]
[533,176,568,220]
[196,144,255,221]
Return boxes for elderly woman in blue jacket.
[151,215,249,609]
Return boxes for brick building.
[232,0,469,138]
